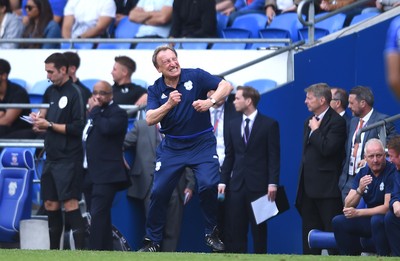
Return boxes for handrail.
[355,114,400,148]
[0,37,292,47]
[219,40,304,77]
[0,103,143,111]
[297,0,375,45]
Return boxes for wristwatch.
[209,97,216,106]
[48,121,53,130]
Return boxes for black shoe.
[205,227,225,252]
[137,238,160,252]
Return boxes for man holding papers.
[219,86,280,253]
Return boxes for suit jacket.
[296,107,346,207]
[338,109,397,199]
[221,112,280,192]
[222,94,241,144]
[85,102,128,186]
[124,120,196,200]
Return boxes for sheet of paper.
[251,194,279,225]
[20,115,33,124]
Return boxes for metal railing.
[355,114,400,148]
[0,37,293,48]
[0,103,145,148]
[297,0,373,45]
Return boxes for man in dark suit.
[219,86,280,253]
[208,89,241,242]
[83,80,129,250]
[338,86,397,202]
[330,87,351,130]
[296,83,347,255]
[123,119,195,252]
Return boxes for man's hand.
[267,185,277,201]
[168,90,182,107]
[192,98,213,112]
[393,201,400,217]
[308,116,321,131]
[343,207,358,219]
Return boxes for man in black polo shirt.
[111,56,147,118]
[31,52,86,250]
[0,59,32,138]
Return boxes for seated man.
[0,59,32,138]
[332,138,394,256]
[128,0,173,39]
[384,135,400,256]
[62,0,116,39]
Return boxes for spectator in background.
[216,0,234,13]
[362,0,400,13]
[83,80,129,250]
[223,0,265,26]
[385,16,400,100]
[333,138,394,256]
[111,56,147,117]
[338,86,397,202]
[330,87,351,129]
[63,51,91,104]
[20,0,61,49]
[0,59,32,138]
[0,0,23,49]
[169,0,217,39]
[319,0,369,26]
[62,0,116,39]
[115,0,137,26]
[264,0,295,24]
[128,0,173,39]
[21,0,66,25]
[10,0,21,15]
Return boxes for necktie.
[244,118,250,144]
[352,119,364,171]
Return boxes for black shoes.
[138,238,160,252]
[205,227,225,252]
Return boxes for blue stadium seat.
[298,27,330,41]
[216,12,229,38]
[61,42,94,49]
[0,148,34,243]
[29,80,51,105]
[350,12,379,26]
[180,42,209,50]
[135,42,166,50]
[244,79,277,94]
[212,28,251,49]
[314,12,346,34]
[97,17,141,49]
[298,13,346,42]
[262,13,305,44]
[10,78,27,89]
[131,78,148,89]
[308,198,375,252]
[80,79,100,92]
[229,13,268,39]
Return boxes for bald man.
[83,80,129,250]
